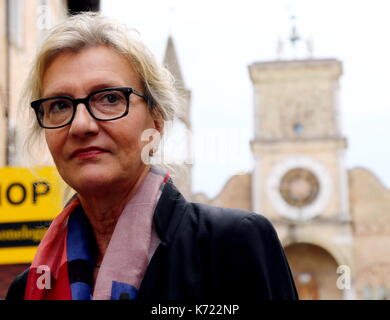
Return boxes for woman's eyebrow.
[43,91,73,98]
[87,82,124,92]
[42,82,125,98]
[42,85,75,98]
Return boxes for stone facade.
[193,173,252,212]
[349,167,390,299]
[249,60,343,140]
[249,59,355,300]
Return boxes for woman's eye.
[49,100,71,112]
[103,93,119,103]
[92,91,125,108]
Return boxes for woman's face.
[42,45,159,194]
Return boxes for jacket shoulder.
[185,202,298,300]
[187,202,282,251]
[189,201,274,235]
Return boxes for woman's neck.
[77,165,151,264]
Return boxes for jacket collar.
[152,182,189,245]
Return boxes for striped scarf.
[24,166,170,300]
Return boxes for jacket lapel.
[137,182,190,299]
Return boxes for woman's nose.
[68,103,99,137]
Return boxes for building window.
[7,0,24,48]
[67,0,100,15]
[293,123,304,135]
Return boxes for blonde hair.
[22,12,179,155]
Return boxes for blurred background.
[0,0,389,300]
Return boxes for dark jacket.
[6,182,298,300]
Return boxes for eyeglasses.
[31,87,146,129]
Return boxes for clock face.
[266,156,331,221]
[280,168,320,208]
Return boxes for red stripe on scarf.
[24,197,80,300]
[163,172,170,183]
[25,263,72,300]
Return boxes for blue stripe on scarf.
[111,281,138,300]
[67,206,95,300]
[71,282,93,300]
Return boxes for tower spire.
[276,12,314,60]
[289,15,301,51]
[168,1,175,36]
[163,36,185,86]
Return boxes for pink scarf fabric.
[92,167,169,299]
[24,166,170,300]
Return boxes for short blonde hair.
[22,12,179,153]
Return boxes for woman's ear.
[151,109,164,135]
[153,118,164,134]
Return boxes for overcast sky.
[102,0,390,198]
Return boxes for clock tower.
[249,59,349,222]
[249,59,355,299]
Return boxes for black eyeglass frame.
[30,86,146,129]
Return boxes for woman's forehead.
[41,46,141,97]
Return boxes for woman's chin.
[66,173,119,194]
[59,164,143,196]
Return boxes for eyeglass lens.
[38,89,128,127]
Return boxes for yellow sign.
[0,166,63,222]
[0,166,64,264]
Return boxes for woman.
[6,12,298,300]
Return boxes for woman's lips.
[71,147,109,159]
